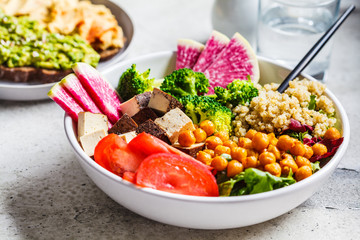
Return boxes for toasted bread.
[99,47,121,61]
[0,65,72,84]
[0,48,121,84]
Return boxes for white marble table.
[0,0,359,239]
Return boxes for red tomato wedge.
[128,132,212,170]
[136,153,219,197]
[123,171,136,184]
[128,132,170,156]
[94,133,119,172]
[94,134,145,176]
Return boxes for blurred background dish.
[0,0,134,101]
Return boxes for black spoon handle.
[277,5,356,93]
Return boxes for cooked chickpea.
[252,132,270,151]
[270,137,278,146]
[227,160,244,177]
[312,143,327,156]
[290,141,306,156]
[295,156,311,168]
[259,148,268,154]
[231,147,247,161]
[196,151,212,165]
[247,149,259,159]
[267,144,281,160]
[211,156,228,171]
[205,136,223,150]
[303,144,314,159]
[238,137,253,149]
[281,153,293,160]
[214,130,229,142]
[267,133,276,142]
[193,128,207,143]
[277,135,295,151]
[245,129,257,140]
[214,145,231,156]
[178,130,196,147]
[203,149,215,158]
[223,140,238,149]
[280,154,298,175]
[242,156,258,169]
[264,162,281,177]
[324,127,341,140]
[295,165,312,181]
[259,151,276,166]
[200,120,215,136]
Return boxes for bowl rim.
[64,50,350,203]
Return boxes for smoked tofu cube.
[118,131,137,143]
[109,113,138,135]
[148,88,183,115]
[120,91,151,117]
[77,112,108,140]
[154,107,195,144]
[80,129,107,156]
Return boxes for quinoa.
[231,78,336,140]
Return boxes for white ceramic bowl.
[64,51,350,229]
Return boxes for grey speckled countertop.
[0,0,359,239]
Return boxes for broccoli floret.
[179,95,233,133]
[214,77,258,106]
[160,68,209,100]
[117,64,155,101]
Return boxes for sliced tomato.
[94,133,145,175]
[128,132,171,156]
[129,132,213,171]
[136,153,219,197]
[94,134,120,172]
[123,171,136,184]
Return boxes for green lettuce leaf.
[308,95,316,110]
[219,168,296,196]
[311,161,321,173]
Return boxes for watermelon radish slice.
[48,82,84,122]
[204,32,260,94]
[176,39,204,70]
[73,63,122,125]
[60,73,102,114]
[192,30,229,72]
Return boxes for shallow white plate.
[64,51,350,229]
[0,0,134,101]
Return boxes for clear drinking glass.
[256,0,340,81]
[212,0,259,47]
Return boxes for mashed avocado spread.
[0,11,100,70]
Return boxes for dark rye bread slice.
[0,65,72,84]
[108,113,138,135]
[136,119,171,145]
[131,107,159,125]
[99,47,121,61]
[0,48,121,84]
